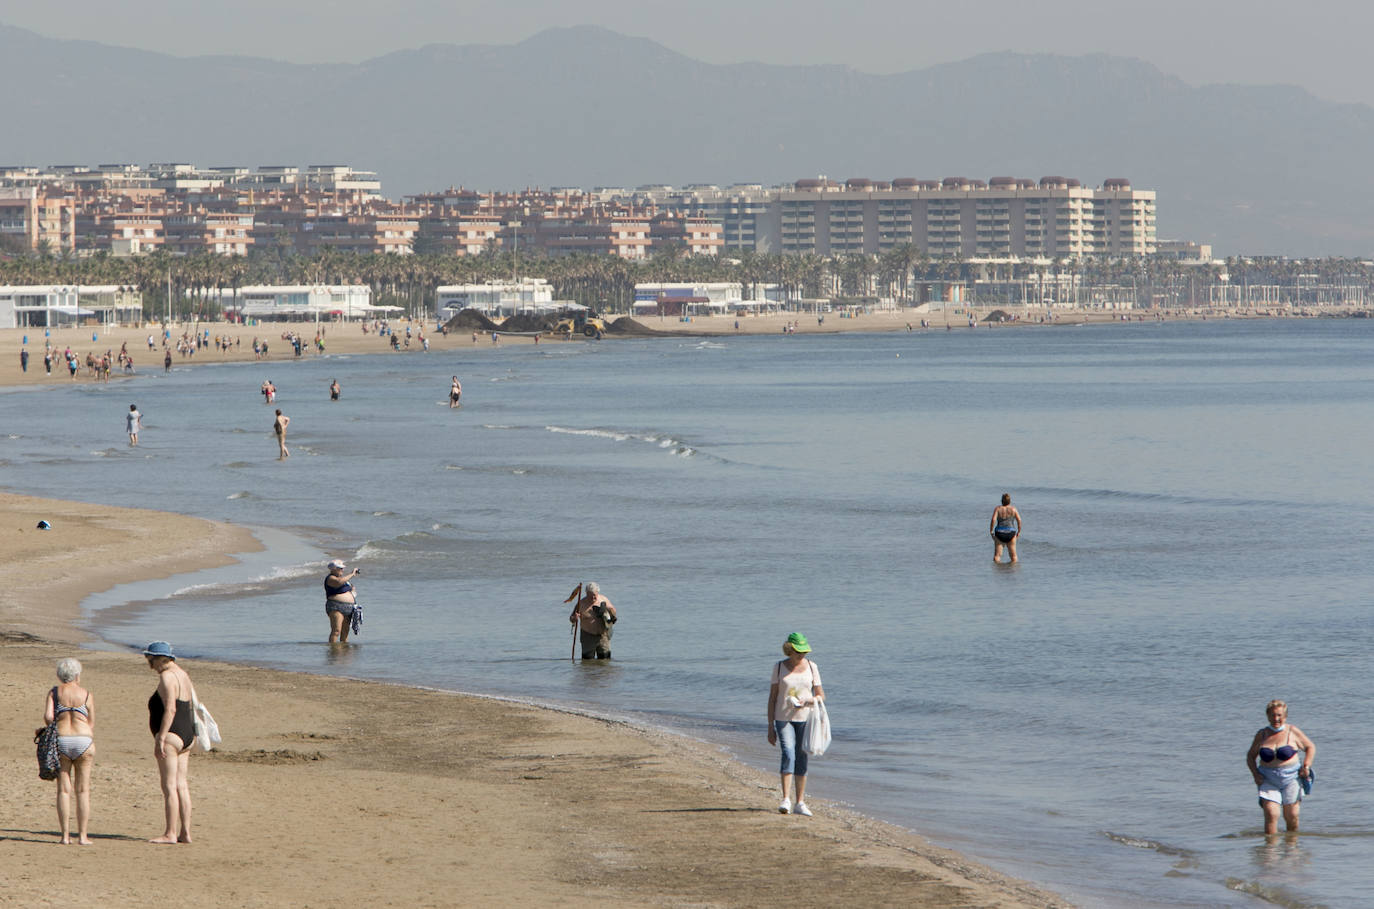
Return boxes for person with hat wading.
[323,560,361,643]
[568,582,617,659]
[767,632,825,816]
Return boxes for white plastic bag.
[802,699,831,756]
[191,692,222,753]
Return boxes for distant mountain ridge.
[2,22,1372,256]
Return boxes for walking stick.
[564,583,583,662]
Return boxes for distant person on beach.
[143,641,195,844]
[20,347,28,372]
[323,559,362,643]
[41,657,96,844]
[767,632,824,817]
[568,581,617,659]
[989,493,1022,563]
[1247,699,1316,834]
[273,409,290,459]
[329,379,341,401]
[449,376,462,409]
[127,404,142,446]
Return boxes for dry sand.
[0,491,1070,907]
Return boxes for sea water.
[4,320,1373,908]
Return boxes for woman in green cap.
[767,632,824,816]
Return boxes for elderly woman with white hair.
[568,581,617,659]
[40,657,96,844]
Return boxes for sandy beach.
[0,303,1292,391]
[1,488,1068,907]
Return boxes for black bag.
[36,687,60,780]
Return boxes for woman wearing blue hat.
[143,642,196,844]
[767,632,825,816]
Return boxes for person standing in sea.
[329,378,341,401]
[568,582,617,659]
[449,376,462,409]
[273,409,290,459]
[989,493,1022,563]
[1247,699,1316,835]
[127,404,142,447]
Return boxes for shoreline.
[1,491,1070,907]
[0,306,1335,390]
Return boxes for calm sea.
[5,319,1373,908]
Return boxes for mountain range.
[2,23,1372,256]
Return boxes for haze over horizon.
[4,0,1374,108]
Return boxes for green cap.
[785,632,811,653]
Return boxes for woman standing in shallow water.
[989,493,1022,563]
[144,642,195,844]
[1247,699,1316,835]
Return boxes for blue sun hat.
[142,641,176,660]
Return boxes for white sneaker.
[778,799,791,814]
[793,802,813,817]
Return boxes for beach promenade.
[0,323,1070,907]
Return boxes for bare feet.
[78,837,93,845]
[177,834,192,844]
[61,836,71,845]
[149,835,178,844]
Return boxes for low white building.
[437,279,557,317]
[632,281,745,315]
[207,285,392,321]
[0,285,142,328]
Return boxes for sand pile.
[443,309,500,332]
[499,313,555,333]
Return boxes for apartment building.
[163,212,255,256]
[0,187,77,253]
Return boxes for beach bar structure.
[207,285,395,321]
[0,285,143,328]
[436,279,557,318]
[632,282,748,316]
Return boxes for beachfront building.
[632,282,745,316]
[437,279,557,317]
[0,285,143,328]
[208,285,392,321]
[753,176,1157,258]
[0,187,77,254]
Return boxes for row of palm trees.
[2,246,1371,320]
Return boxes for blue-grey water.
[5,320,1372,908]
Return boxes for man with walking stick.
[565,581,617,660]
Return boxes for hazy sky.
[4,0,1372,106]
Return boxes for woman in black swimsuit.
[144,641,196,844]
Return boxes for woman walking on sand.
[143,642,195,844]
[41,658,96,844]
[274,409,290,459]
[767,632,824,817]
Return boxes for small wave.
[1224,877,1322,909]
[1102,831,1192,857]
[371,510,398,517]
[396,530,434,542]
[6,433,20,439]
[547,425,634,442]
[168,561,317,597]
[442,465,464,470]
[512,468,528,475]
[90,448,119,457]
[225,461,254,469]
[226,491,253,500]
[480,424,517,430]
